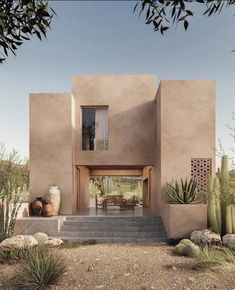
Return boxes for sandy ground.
[0,243,234,290]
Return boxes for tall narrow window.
[82,107,108,150]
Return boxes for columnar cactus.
[232,205,235,233]
[207,176,221,234]
[226,205,233,234]
[207,155,235,235]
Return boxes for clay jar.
[48,185,61,215]
[31,197,43,216]
[42,201,54,217]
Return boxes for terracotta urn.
[48,185,61,215]
[42,201,54,217]
[31,197,43,216]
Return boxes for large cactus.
[226,205,233,234]
[207,155,235,235]
[207,175,221,234]
[226,204,235,234]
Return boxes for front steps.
[55,216,167,243]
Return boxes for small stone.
[172,266,177,271]
[150,287,155,290]
[187,277,196,283]
[45,238,63,247]
[124,273,130,276]
[95,285,104,289]
[87,266,94,272]
[133,263,139,268]
[113,257,120,260]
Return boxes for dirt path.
[0,243,234,290]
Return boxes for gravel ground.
[0,243,234,290]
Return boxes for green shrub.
[0,247,32,263]
[33,232,49,245]
[60,239,96,249]
[0,143,29,242]
[194,246,226,270]
[166,177,203,204]
[13,246,66,289]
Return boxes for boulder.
[175,239,199,257]
[190,229,221,246]
[45,238,63,247]
[0,235,38,250]
[222,234,235,250]
[33,232,49,244]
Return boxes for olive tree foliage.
[0,0,55,64]
[134,0,235,36]
[0,143,29,241]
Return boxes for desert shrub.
[13,246,66,289]
[33,232,49,245]
[0,247,32,263]
[0,143,29,241]
[194,246,227,270]
[216,246,235,264]
[60,239,96,249]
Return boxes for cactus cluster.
[175,239,200,257]
[226,205,235,234]
[207,155,235,235]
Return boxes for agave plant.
[166,177,202,204]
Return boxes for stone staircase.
[55,215,167,243]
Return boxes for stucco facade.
[29,75,215,236]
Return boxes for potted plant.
[164,177,207,239]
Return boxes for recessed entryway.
[76,166,153,214]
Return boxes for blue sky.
[1,1,235,164]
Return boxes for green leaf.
[184,19,189,30]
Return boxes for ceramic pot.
[42,203,54,217]
[48,185,61,215]
[31,197,43,216]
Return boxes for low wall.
[161,203,208,239]
[14,216,66,237]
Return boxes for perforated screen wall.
[191,158,212,194]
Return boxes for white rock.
[0,235,38,250]
[223,234,235,250]
[190,229,221,245]
[45,238,63,246]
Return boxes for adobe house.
[28,75,215,238]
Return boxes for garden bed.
[0,243,234,290]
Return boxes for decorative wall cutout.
[191,158,212,194]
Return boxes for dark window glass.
[82,108,96,150]
[82,107,108,150]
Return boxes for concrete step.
[57,230,166,238]
[57,215,167,243]
[63,220,163,226]
[61,225,165,232]
[65,216,161,221]
[55,236,167,243]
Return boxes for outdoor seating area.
[95,194,136,210]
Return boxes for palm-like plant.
[166,177,202,204]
